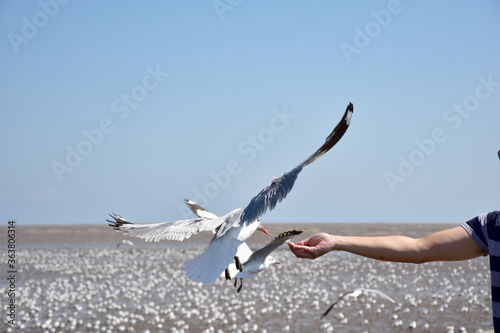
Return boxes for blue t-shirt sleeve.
[461,211,500,255]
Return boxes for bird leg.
[234,255,242,272]
[237,278,243,293]
[234,278,237,288]
[225,268,231,281]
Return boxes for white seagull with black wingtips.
[184,199,303,292]
[108,102,353,284]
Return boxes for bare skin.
[288,226,485,264]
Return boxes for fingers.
[294,233,329,247]
[288,233,335,260]
[288,241,316,259]
[292,238,311,247]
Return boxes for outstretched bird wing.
[248,230,303,262]
[240,103,353,227]
[321,292,352,319]
[107,213,223,242]
[360,288,395,303]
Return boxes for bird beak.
[257,221,270,236]
[275,261,280,265]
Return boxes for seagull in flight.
[116,239,134,248]
[185,199,303,293]
[225,229,303,293]
[108,102,353,284]
[321,288,395,319]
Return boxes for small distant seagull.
[108,103,354,284]
[497,150,500,161]
[321,288,395,319]
[185,199,302,293]
[117,239,134,248]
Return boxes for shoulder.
[463,210,500,229]
[486,211,500,222]
[461,210,500,255]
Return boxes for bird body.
[184,200,292,281]
[227,242,277,278]
[230,229,304,278]
[224,229,304,292]
[185,196,305,274]
[184,208,263,283]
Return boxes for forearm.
[288,227,484,262]
[334,235,424,263]
[333,227,485,264]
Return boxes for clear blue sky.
[1,1,499,225]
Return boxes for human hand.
[288,232,335,259]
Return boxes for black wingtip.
[275,229,304,240]
[303,102,354,167]
[321,302,336,319]
[106,213,133,229]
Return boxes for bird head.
[265,256,280,267]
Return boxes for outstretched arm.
[288,226,485,264]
